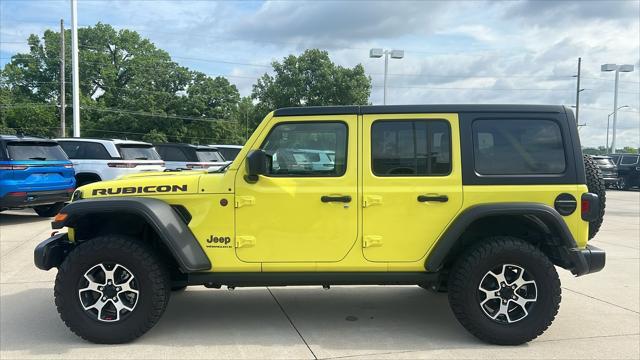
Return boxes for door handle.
[417,194,448,203]
[321,195,352,203]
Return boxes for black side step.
[186,272,440,287]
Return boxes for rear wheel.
[584,155,606,239]
[618,176,630,190]
[55,236,170,343]
[448,236,561,345]
[33,202,65,217]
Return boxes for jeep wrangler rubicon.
[34,105,606,345]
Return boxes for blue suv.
[0,135,76,217]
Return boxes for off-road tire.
[584,155,606,239]
[33,202,65,217]
[55,236,170,344]
[448,236,561,345]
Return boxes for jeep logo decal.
[92,184,188,196]
[206,235,232,249]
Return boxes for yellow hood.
[79,172,203,199]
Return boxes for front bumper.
[568,244,606,276]
[0,189,73,209]
[34,233,72,270]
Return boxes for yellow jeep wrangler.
[35,105,606,345]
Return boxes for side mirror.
[245,150,267,183]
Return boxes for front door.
[362,113,463,262]
[235,115,358,263]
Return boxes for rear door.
[362,113,463,262]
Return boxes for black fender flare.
[425,203,579,272]
[53,197,211,272]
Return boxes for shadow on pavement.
[1,286,485,357]
[0,211,47,226]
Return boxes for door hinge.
[235,235,256,248]
[363,235,383,248]
[235,196,255,208]
[363,195,383,208]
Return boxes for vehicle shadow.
[0,286,491,357]
[0,211,46,226]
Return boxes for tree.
[251,49,371,110]
[1,23,243,144]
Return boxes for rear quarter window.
[472,119,566,175]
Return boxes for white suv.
[56,138,165,186]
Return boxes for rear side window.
[118,145,161,160]
[196,149,224,162]
[472,119,566,175]
[371,120,451,176]
[58,141,112,160]
[157,146,189,161]
[7,142,68,161]
[620,155,639,165]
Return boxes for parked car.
[0,135,75,216]
[209,144,242,161]
[591,155,618,188]
[608,153,640,190]
[155,143,226,171]
[37,105,605,345]
[56,138,165,186]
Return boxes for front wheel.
[448,236,561,345]
[54,236,171,343]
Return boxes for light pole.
[601,63,634,153]
[369,48,404,105]
[606,105,629,153]
[70,0,81,137]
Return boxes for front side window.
[261,122,347,177]
[473,119,566,175]
[620,155,639,165]
[371,120,451,176]
[118,145,161,160]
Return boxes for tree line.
[0,23,371,144]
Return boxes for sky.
[1,0,639,148]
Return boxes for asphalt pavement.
[1,190,638,359]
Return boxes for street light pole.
[602,63,634,154]
[606,105,629,153]
[70,0,81,137]
[369,48,404,105]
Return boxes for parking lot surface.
[1,190,638,359]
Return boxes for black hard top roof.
[273,104,567,117]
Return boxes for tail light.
[107,162,139,168]
[7,191,27,197]
[186,163,207,169]
[581,193,600,222]
[0,165,28,170]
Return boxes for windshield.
[7,142,68,161]
[118,145,161,160]
[595,158,614,166]
[196,149,224,162]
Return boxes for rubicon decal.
[92,184,188,196]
